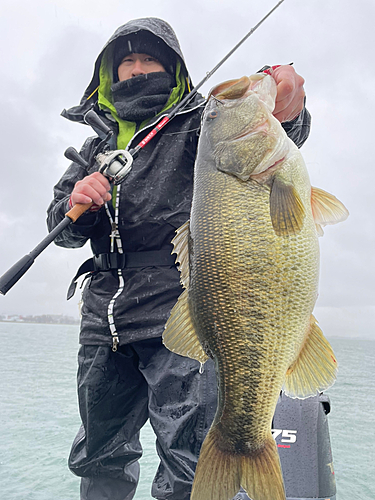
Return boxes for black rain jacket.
[47,18,311,346]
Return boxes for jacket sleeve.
[281,99,311,149]
[46,137,106,249]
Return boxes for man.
[47,17,309,500]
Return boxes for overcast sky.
[0,0,373,338]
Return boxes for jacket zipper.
[105,99,205,351]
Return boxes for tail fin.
[191,427,285,500]
[241,433,286,500]
[191,427,241,500]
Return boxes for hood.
[62,17,193,126]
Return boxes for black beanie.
[112,31,176,82]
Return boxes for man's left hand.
[271,65,305,123]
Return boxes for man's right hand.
[70,172,112,207]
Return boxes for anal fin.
[284,315,338,398]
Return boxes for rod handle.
[65,202,94,222]
[0,254,35,295]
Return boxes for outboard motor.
[273,393,336,500]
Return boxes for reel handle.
[84,109,112,136]
[64,146,89,169]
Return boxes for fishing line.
[128,0,286,158]
[0,0,287,296]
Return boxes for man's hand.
[271,65,305,123]
[70,172,112,208]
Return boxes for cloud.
[0,0,374,329]
[315,306,374,340]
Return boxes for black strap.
[67,249,176,300]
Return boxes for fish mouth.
[250,156,286,179]
[209,76,251,100]
[229,120,269,142]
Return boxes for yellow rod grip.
[65,202,94,222]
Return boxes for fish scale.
[190,157,314,451]
[163,73,347,500]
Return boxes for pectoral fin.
[163,289,209,364]
[311,187,349,236]
[283,315,338,399]
[270,174,305,236]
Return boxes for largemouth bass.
[163,73,348,500]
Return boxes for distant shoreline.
[0,318,79,326]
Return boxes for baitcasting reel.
[96,150,133,185]
[64,146,133,185]
[64,109,133,185]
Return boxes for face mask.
[111,72,175,122]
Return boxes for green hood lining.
[97,43,187,208]
[97,43,187,150]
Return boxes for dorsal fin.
[163,290,209,364]
[171,220,190,289]
[164,221,209,365]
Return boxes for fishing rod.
[128,0,285,160]
[0,0,285,296]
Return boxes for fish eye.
[206,110,219,121]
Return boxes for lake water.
[0,322,374,499]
